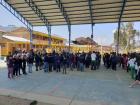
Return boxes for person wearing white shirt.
[129,64,140,88]
[128,57,136,79]
[91,51,96,70]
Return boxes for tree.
[113,22,137,52]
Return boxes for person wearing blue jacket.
[56,53,61,72]
[43,53,49,72]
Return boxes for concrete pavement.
[0,65,140,105]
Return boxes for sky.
[0,5,140,46]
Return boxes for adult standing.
[13,55,19,77]
[35,52,40,71]
[27,53,34,73]
[7,55,14,79]
[62,54,67,74]
[22,54,27,75]
[85,53,91,68]
[110,52,117,71]
[129,54,140,87]
[79,53,85,72]
[43,53,49,72]
[56,53,61,72]
[48,53,53,72]
[91,51,96,70]
[128,54,136,79]
[18,54,22,75]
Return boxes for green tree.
[114,22,137,52]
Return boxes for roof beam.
[54,0,70,25]
[33,19,140,26]
[11,0,139,7]
[18,8,140,15]
[24,0,50,26]
[118,0,127,23]
[13,3,140,12]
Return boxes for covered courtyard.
[0,0,140,105]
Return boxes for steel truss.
[0,0,33,48]
[55,0,71,52]
[25,0,52,48]
[25,0,50,26]
[0,0,32,28]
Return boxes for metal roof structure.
[3,0,140,26]
[1,0,140,53]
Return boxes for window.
[23,44,25,48]
[0,43,6,48]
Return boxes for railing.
[33,39,64,45]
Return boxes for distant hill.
[0,25,18,32]
[73,37,98,45]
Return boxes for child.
[7,55,14,79]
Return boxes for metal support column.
[47,25,51,47]
[91,23,94,39]
[68,25,71,53]
[91,23,94,51]
[28,26,33,49]
[117,0,127,54]
[117,23,121,54]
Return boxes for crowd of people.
[6,49,101,78]
[6,49,140,87]
[103,52,140,87]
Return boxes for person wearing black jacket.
[96,52,101,69]
[56,54,61,72]
[62,54,67,74]
[39,53,43,70]
[48,53,54,72]
[43,53,49,72]
[78,53,85,72]
[105,53,111,69]
[111,52,117,70]
[18,54,22,75]
[27,53,34,73]
[7,55,14,79]
[22,54,27,75]
[35,52,40,71]
[13,55,19,76]
[85,53,91,68]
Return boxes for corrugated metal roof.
[2,34,30,42]
[5,0,140,26]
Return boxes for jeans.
[79,63,84,72]
[77,61,80,71]
[28,63,33,73]
[8,67,13,79]
[70,62,73,71]
[91,60,96,70]
[44,62,49,72]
